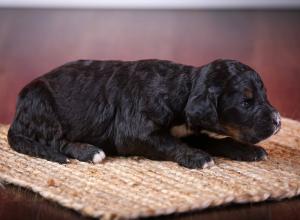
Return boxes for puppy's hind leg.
[8,80,68,163]
[7,132,68,163]
[60,142,106,163]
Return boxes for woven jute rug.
[1,118,300,219]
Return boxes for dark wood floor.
[0,8,300,220]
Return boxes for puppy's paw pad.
[261,154,268,161]
[178,150,214,169]
[202,159,215,169]
[92,150,106,163]
[249,147,268,161]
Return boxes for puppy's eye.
[241,97,253,108]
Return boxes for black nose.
[272,112,281,127]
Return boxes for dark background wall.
[0,9,300,124]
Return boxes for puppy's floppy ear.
[185,83,220,130]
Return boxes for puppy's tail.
[7,129,68,163]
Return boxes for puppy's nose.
[272,112,281,130]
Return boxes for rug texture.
[1,118,300,220]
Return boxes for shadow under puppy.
[8,59,281,168]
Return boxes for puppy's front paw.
[231,145,268,161]
[176,149,214,169]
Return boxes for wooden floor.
[0,8,300,220]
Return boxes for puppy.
[7,59,281,168]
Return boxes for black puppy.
[7,59,281,168]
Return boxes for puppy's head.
[185,59,280,144]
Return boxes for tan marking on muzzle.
[224,125,241,140]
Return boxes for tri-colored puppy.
[8,59,281,168]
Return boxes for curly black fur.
[7,59,281,168]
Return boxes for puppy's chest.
[170,124,194,138]
[170,124,225,139]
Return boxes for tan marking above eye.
[244,88,253,99]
